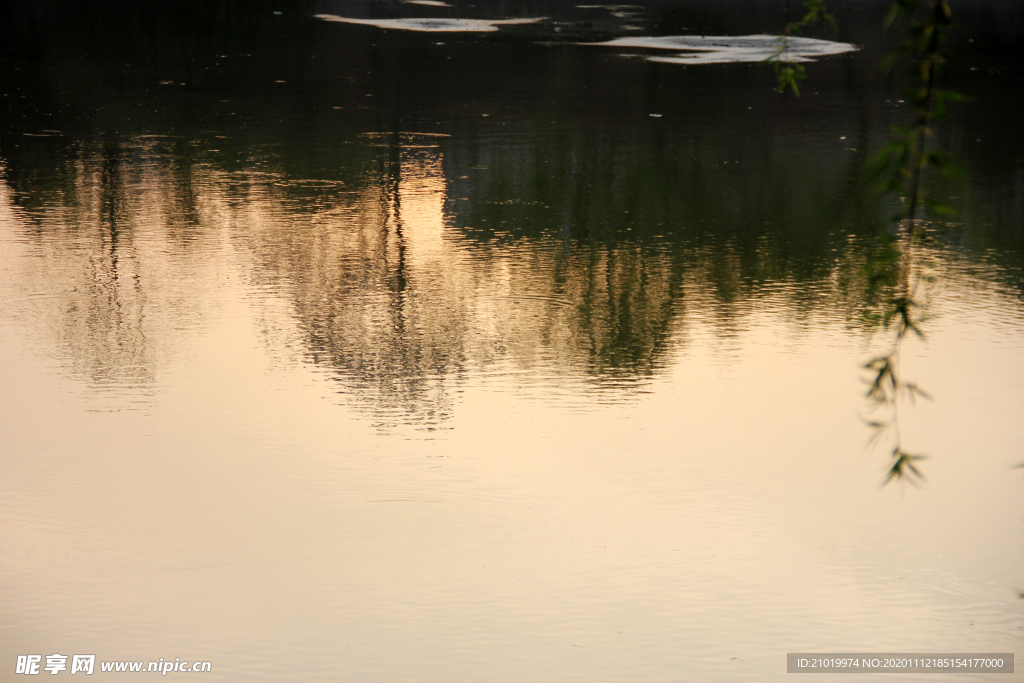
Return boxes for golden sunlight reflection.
[2,132,1023,683]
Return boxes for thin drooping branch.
[863,0,957,485]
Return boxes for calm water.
[2,1,1023,680]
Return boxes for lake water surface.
[2,1,1023,680]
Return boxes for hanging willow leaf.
[885,449,928,485]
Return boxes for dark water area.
[1,2,1023,681]
[2,2,1023,259]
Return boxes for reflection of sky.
[2,137,1023,680]
[2,80,1024,681]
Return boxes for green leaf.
[884,449,928,486]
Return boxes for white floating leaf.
[588,34,857,64]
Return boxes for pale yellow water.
[1,141,1021,681]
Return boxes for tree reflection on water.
[1,0,1020,428]
[4,122,1015,431]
